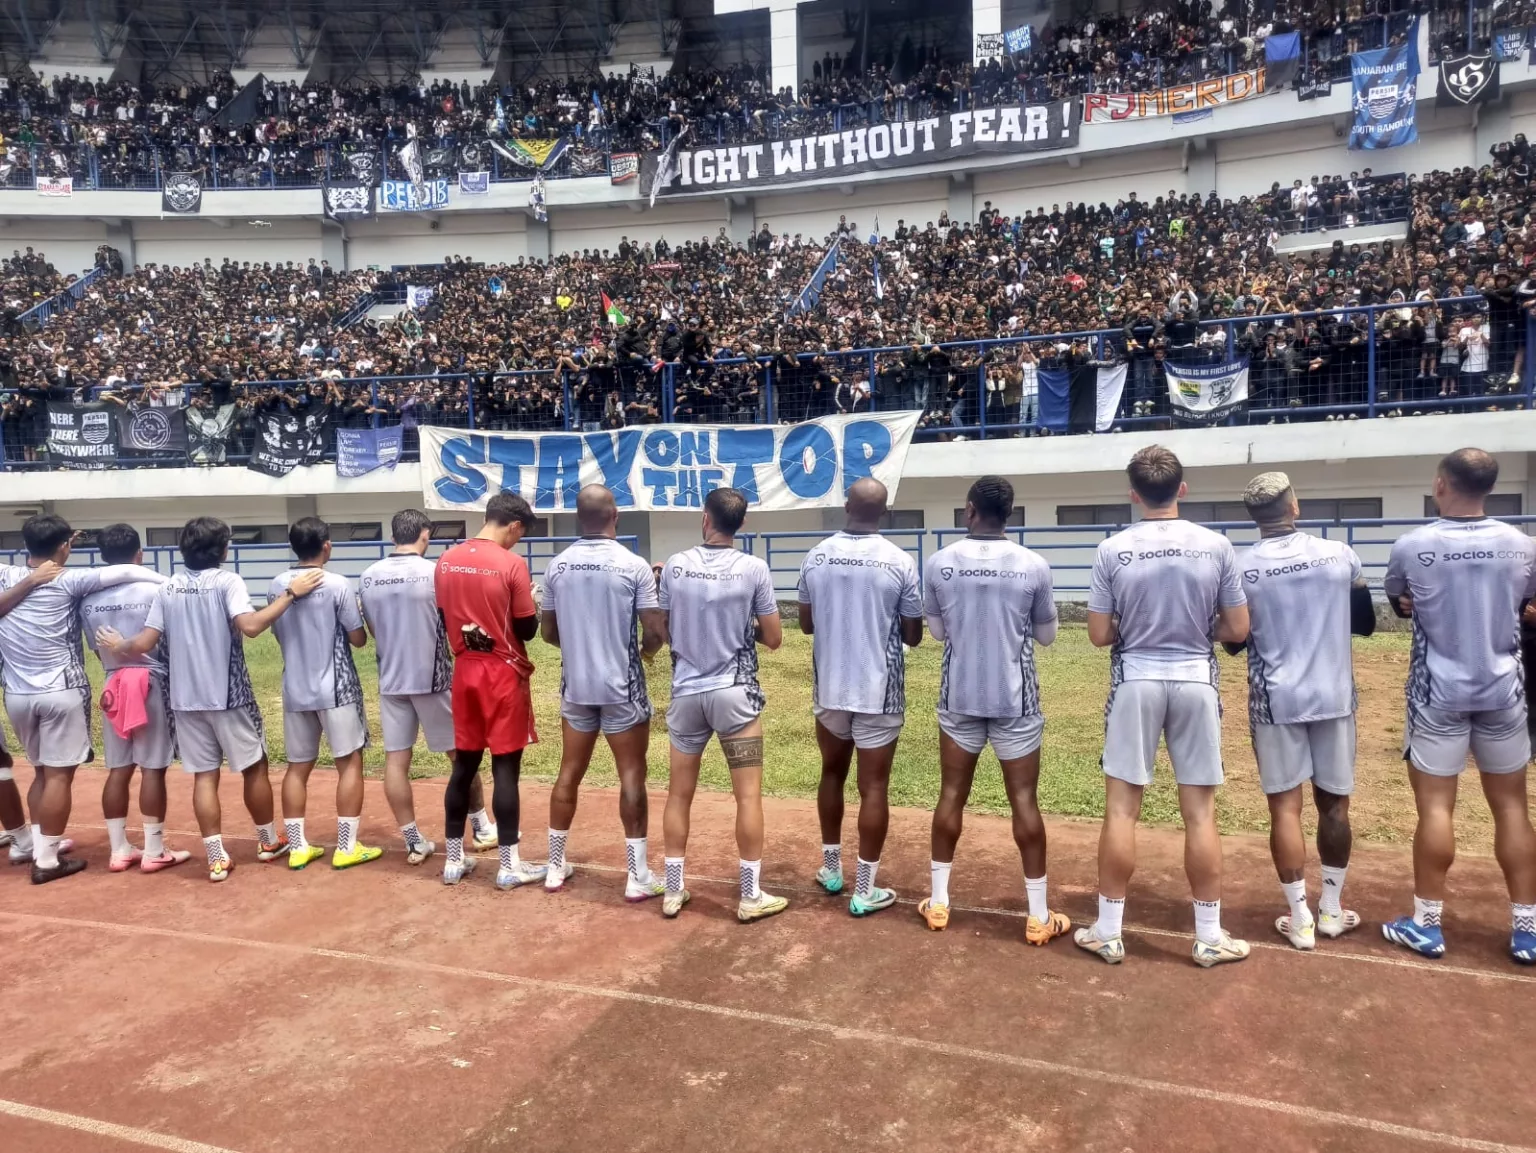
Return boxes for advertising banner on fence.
[1082,68,1268,123]
[117,406,188,454]
[1350,36,1420,150]
[422,412,921,513]
[381,179,450,211]
[457,171,489,196]
[47,402,116,468]
[336,426,404,478]
[248,409,332,477]
[642,102,1077,197]
[1165,359,1250,424]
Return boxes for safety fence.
[0,536,640,605]
[2,296,1526,471]
[13,266,107,330]
[6,521,1532,606]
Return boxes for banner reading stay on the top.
[1083,67,1269,122]
[422,413,920,513]
[644,102,1077,196]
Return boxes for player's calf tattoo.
[721,736,764,769]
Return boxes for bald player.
[920,476,1070,944]
[1077,446,1251,967]
[798,477,923,917]
[1228,473,1374,950]
[542,485,667,900]
[1382,449,1536,964]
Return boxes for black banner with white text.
[643,101,1077,196]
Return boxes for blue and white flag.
[786,239,842,318]
[868,215,880,245]
[1349,32,1420,150]
[421,412,921,513]
[488,275,504,297]
[1495,29,1528,62]
[530,174,548,222]
[381,179,450,211]
[406,285,435,310]
[458,171,489,196]
[336,426,404,478]
[1172,109,1213,125]
[873,253,884,301]
[494,96,506,134]
[1264,30,1302,88]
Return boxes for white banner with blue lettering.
[1349,34,1420,150]
[421,413,921,513]
[381,179,450,211]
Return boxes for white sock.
[664,856,685,894]
[625,836,651,882]
[255,821,277,846]
[821,844,842,876]
[1095,894,1125,938]
[445,837,464,867]
[1319,865,1347,917]
[1193,899,1223,945]
[547,828,568,871]
[6,824,32,855]
[930,860,952,907]
[34,833,61,870]
[739,859,761,900]
[400,822,424,852]
[1025,874,1048,922]
[106,816,129,856]
[1413,895,1443,928]
[284,818,307,852]
[1514,903,1536,934]
[469,808,492,838]
[1281,878,1313,927]
[143,822,165,857]
[202,834,227,865]
[498,842,520,872]
[855,857,879,899]
[337,815,359,854]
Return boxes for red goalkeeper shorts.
[451,655,537,755]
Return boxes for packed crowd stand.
[2,132,1535,467]
[0,1,1530,191]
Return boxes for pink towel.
[101,667,151,740]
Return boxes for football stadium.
[3,0,1536,1149]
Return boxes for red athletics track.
[1,764,1533,1153]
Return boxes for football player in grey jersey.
[360,509,496,865]
[1381,449,1536,965]
[1079,447,1252,967]
[1229,474,1375,950]
[657,488,788,923]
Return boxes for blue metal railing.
[0,535,640,605]
[15,266,107,330]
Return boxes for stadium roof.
[2,0,756,84]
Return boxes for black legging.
[444,749,522,846]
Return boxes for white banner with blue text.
[421,413,920,513]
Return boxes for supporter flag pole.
[602,292,628,327]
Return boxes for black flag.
[1437,55,1500,105]
[161,172,202,214]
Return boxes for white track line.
[0,1098,245,1153]
[2,912,1531,1153]
[56,823,1536,986]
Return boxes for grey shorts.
[562,698,652,735]
[1405,701,1531,776]
[814,706,904,750]
[284,703,369,763]
[1252,716,1355,796]
[177,705,267,775]
[1103,680,1223,787]
[938,711,1044,761]
[380,691,454,753]
[103,677,176,771]
[7,688,92,768]
[667,685,763,755]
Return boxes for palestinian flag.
[602,292,627,327]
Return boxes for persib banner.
[381,179,450,211]
[1165,359,1249,424]
[422,412,920,513]
[644,102,1076,197]
[1350,36,1420,150]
